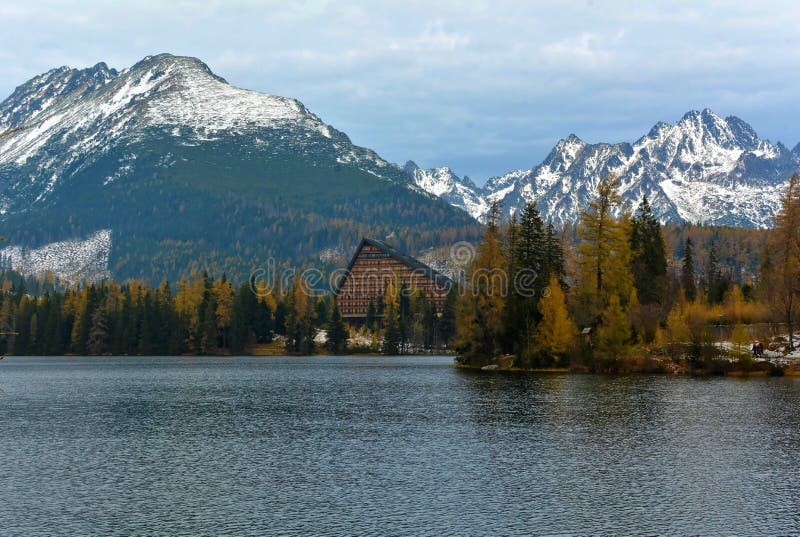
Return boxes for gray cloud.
[2,0,799,182]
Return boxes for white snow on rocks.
[0,229,111,282]
[404,161,488,221]
[411,109,799,227]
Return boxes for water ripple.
[1,356,799,535]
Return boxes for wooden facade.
[335,238,453,320]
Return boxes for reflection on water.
[1,356,799,535]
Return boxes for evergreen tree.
[0,297,15,354]
[197,273,218,355]
[230,283,253,353]
[13,296,34,355]
[630,195,667,304]
[86,304,110,355]
[325,299,348,354]
[545,222,565,287]
[138,292,155,355]
[70,285,97,355]
[273,300,288,336]
[314,297,329,327]
[438,287,457,348]
[596,294,632,362]
[507,203,548,361]
[422,297,437,350]
[365,300,377,332]
[398,281,411,351]
[681,237,697,302]
[705,243,719,303]
[501,214,521,355]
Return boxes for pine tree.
[86,304,110,355]
[681,237,697,302]
[28,311,38,354]
[230,283,254,353]
[596,294,632,362]
[705,243,725,304]
[197,273,218,355]
[138,292,155,355]
[438,287,457,348]
[627,287,643,343]
[502,214,522,355]
[630,195,667,304]
[545,222,565,287]
[398,281,411,351]
[0,297,15,354]
[422,297,437,350]
[325,299,348,354]
[509,203,549,360]
[314,297,329,327]
[365,300,377,332]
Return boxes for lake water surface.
[1,355,799,535]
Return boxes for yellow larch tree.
[534,274,577,364]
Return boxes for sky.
[2,0,800,184]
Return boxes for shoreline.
[5,354,800,377]
[453,362,800,377]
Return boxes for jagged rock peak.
[419,108,800,228]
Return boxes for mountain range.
[408,109,800,227]
[0,53,797,281]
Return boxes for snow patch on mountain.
[0,229,111,281]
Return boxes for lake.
[1,355,799,535]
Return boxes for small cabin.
[334,238,453,321]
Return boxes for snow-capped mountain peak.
[0,54,481,282]
[0,53,411,214]
[404,160,487,220]
[415,109,799,228]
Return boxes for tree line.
[0,273,277,356]
[2,173,797,364]
[0,268,457,356]
[454,173,795,372]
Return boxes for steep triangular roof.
[334,237,453,293]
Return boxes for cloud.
[1,0,799,181]
[539,33,612,70]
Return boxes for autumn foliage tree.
[454,202,507,366]
[575,174,634,326]
[763,173,800,350]
[534,275,576,364]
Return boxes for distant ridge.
[408,108,800,228]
